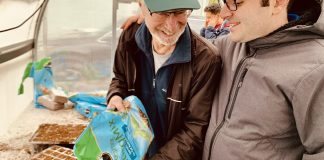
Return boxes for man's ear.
[272,0,289,15]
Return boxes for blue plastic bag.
[74,96,154,160]
[69,93,107,118]
[18,57,54,108]
[74,101,106,119]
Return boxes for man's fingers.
[107,103,125,112]
[107,103,116,110]
[120,20,129,29]
[121,15,140,30]
[115,103,125,112]
[122,21,132,30]
[107,102,125,112]
[137,14,144,24]
[107,95,125,112]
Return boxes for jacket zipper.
[227,68,248,119]
[207,49,257,160]
[207,120,225,160]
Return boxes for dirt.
[30,124,86,144]
[30,145,77,160]
[0,104,88,159]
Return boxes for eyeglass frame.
[148,8,193,18]
[223,0,238,11]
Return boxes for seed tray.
[30,123,87,144]
[30,145,77,160]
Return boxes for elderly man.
[106,0,221,159]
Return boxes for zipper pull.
[238,81,243,88]
[238,68,248,88]
[153,78,156,89]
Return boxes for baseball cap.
[144,0,201,13]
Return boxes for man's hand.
[107,95,125,112]
[120,14,144,30]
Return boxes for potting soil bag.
[74,95,154,160]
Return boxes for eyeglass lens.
[223,0,238,11]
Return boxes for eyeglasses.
[223,0,238,11]
[149,9,192,20]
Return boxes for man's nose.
[220,5,232,20]
[165,14,179,31]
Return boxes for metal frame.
[0,39,34,64]
[112,0,118,69]
[111,0,137,70]
[33,0,50,61]
[0,0,49,64]
[1,0,137,64]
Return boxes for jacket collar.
[247,1,324,50]
[246,25,323,51]
[135,23,191,65]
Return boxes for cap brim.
[144,0,200,13]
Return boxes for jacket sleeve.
[204,26,218,39]
[217,28,230,37]
[200,27,206,37]
[106,27,134,103]
[292,64,324,160]
[151,51,222,160]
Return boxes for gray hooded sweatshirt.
[203,0,324,159]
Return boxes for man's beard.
[151,27,186,46]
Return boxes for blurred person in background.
[200,3,230,39]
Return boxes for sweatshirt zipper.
[207,49,257,160]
